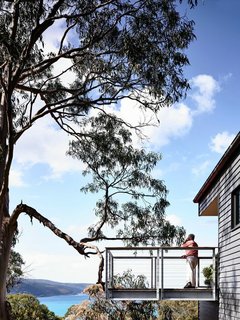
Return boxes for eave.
[193,132,240,204]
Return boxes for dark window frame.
[232,185,240,229]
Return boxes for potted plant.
[202,264,214,288]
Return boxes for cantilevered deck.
[105,246,218,301]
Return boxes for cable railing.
[105,246,218,301]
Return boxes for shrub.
[7,294,62,320]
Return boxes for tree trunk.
[0,191,16,320]
[0,210,16,320]
[0,90,14,319]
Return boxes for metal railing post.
[110,252,113,288]
[151,256,154,289]
[154,257,157,289]
[161,248,164,300]
[105,249,109,299]
[212,248,216,300]
[197,249,200,288]
[156,249,160,300]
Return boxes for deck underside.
[107,288,215,301]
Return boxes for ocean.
[38,293,89,317]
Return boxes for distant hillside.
[10,279,92,297]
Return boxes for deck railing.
[105,246,218,301]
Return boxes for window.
[232,186,240,228]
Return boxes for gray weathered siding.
[199,154,240,320]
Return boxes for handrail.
[105,246,218,301]
[105,246,216,250]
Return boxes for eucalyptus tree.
[66,284,198,320]
[66,282,158,320]
[0,0,196,319]
[68,114,186,284]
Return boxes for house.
[194,131,240,320]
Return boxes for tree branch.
[9,203,107,283]
[79,242,105,285]
[10,203,87,256]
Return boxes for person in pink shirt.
[181,233,198,288]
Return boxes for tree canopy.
[65,283,198,320]
[6,249,25,293]
[68,114,185,250]
[7,294,62,320]
[0,1,196,319]
[66,283,158,320]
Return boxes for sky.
[11,0,240,284]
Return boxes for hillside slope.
[10,279,91,297]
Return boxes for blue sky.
[11,0,240,283]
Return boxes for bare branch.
[79,242,104,285]
[10,203,86,256]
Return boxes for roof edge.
[193,131,240,203]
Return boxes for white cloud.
[145,102,193,148]
[66,224,90,240]
[12,73,221,181]
[190,74,220,115]
[39,18,76,92]
[9,168,26,187]
[221,72,232,83]
[192,160,211,177]
[42,19,66,53]
[209,131,236,154]
[53,57,76,86]
[166,214,182,226]
[13,116,84,180]
[112,74,220,150]
[151,167,164,179]
[116,99,193,149]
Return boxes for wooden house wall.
[199,154,240,320]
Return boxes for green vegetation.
[202,254,218,287]
[157,301,198,320]
[113,269,148,289]
[0,1,197,319]
[65,284,158,320]
[7,294,62,320]
[68,114,186,287]
[7,250,25,293]
[65,284,198,320]
[65,271,198,320]
[202,264,214,287]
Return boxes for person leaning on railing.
[181,234,198,288]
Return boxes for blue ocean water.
[38,293,89,317]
